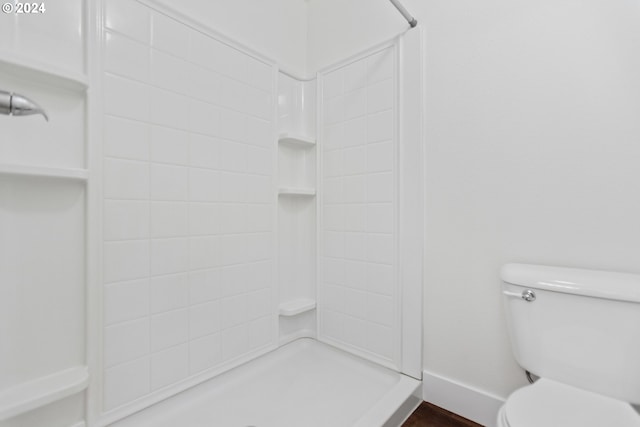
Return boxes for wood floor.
[402,402,484,427]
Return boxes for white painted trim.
[422,370,505,427]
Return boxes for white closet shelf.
[279,298,317,316]
[0,163,89,181]
[0,51,89,91]
[278,187,316,196]
[0,366,89,421]
[278,133,316,147]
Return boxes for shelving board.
[0,163,89,181]
[0,51,89,91]
[279,298,317,316]
[278,133,316,147]
[278,187,316,196]
[0,366,89,421]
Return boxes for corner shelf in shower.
[278,187,316,196]
[0,163,89,181]
[0,366,89,421]
[0,50,89,91]
[279,298,316,316]
[278,133,316,147]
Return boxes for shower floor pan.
[110,338,421,427]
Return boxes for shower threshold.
[109,338,421,427]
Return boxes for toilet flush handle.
[503,289,536,302]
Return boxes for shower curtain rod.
[389,0,417,28]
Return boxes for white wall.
[308,0,640,412]
[152,0,308,76]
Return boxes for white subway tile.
[343,175,367,203]
[217,109,248,143]
[367,110,394,143]
[342,315,368,349]
[104,357,150,410]
[245,232,272,262]
[323,177,343,204]
[105,31,149,82]
[323,70,344,99]
[343,59,368,92]
[149,88,190,130]
[344,260,367,290]
[343,232,366,261]
[189,134,219,170]
[150,201,188,238]
[323,205,344,231]
[344,87,366,120]
[343,117,367,147]
[104,200,149,241]
[246,117,273,147]
[189,202,218,236]
[323,258,345,285]
[189,100,220,137]
[342,146,367,175]
[343,205,367,232]
[150,164,188,201]
[217,204,247,234]
[246,289,272,320]
[218,172,248,203]
[105,0,150,44]
[150,238,188,276]
[323,149,343,177]
[189,168,219,202]
[368,78,394,114]
[217,139,247,172]
[104,240,149,283]
[366,234,394,264]
[342,288,367,319]
[367,141,394,172]
[150,273,188,314]
[217,235,247,266]
[189,300,221,339]
[245,175,271,204]
[248,316,273,349]
[324,124,344,151]
[246,59,273,92]
[104,116,149,161]
[323,231,344,259]
[246,204,272,233]
[220,265,248,298]
[322,310,346,343]
[367,263,394,296]
[365,323,394,360]
[367,172,394,203]
[150,126,189,166]
[189,333,221,374]
[105,279,149,325]
[367,48,394,84]
[189,236,218,270]
[221,324,249,361]
[220,295,247,330]
[151,12,190,59]
[189,269,221,304]
[366,293,394,327]
[246,146,272,176]
[324,95,344,124]
[150,344,188,390]
[245,261,272,292]
[104,158,149,200]
[321,284,344,313]
[150,309,188,351]
[246,86,272,120]
[105,318,149,367]
[104,74,149,122]
[218,77,247,112]
[366,204,394,234]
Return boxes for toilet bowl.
[500,263,640,427]
[497,379,640,427]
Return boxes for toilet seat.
[502,378,640,427]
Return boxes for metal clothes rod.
[389,0,418,28]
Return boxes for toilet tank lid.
[501,263,640,303]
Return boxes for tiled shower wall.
[101,1,276,412]
[319,47,399,367]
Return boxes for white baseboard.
[422,371,505,427]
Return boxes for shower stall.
[0,1,423,426]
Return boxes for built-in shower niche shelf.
[278,133,316,148]
[0,50,89,91]
[279,298,316,316]
[278,187,316,196]
[0,163,89,181]
[0,366,89,421]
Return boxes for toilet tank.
[501,263,640,404]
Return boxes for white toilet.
[499,263,640,427]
